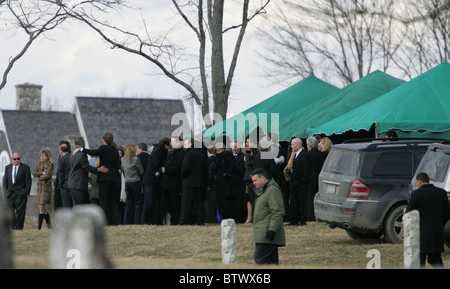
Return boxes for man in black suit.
[179,138,208,225]
[304,136,327,221]
[2,152,32,230]
[406,172,450,267]
[55,141,72,208]
[141,137,170,225]
[231,140,246,222]
[136,143,149,176]
[68,137,108,206]
[81,132,121,225]
[159,137,185,225]
[289,137,308,226]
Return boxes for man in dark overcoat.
[159,137,185,225]
[141,138,170,225]
[406,172,450,267]
[303,136,326,221]
[179,138,208,225]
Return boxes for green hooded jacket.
[252,178,286,246]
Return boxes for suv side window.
[418,150,450,182]
[373,151,413,176]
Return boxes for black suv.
[314,138,444,243]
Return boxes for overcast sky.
[0,1,288,121]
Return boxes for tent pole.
[374,122,378,138]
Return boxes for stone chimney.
[15,82,42,111]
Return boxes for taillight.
[349,180,370,199]
[447,192,450,204]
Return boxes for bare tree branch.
[56,0,268,121]
[0,1,67,90]
[257,0,409,86]
[0,0,124,93]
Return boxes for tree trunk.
[209,0,228,120]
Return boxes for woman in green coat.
[251,168,286,264]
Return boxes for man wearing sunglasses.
[2,152,32,230]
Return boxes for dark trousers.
[254,243,279,265]
[420,253,444,267]
[61,187,73,207]
[6,192,28,230]
[307,184,318,221]
[161,189,181,225]
[246,182,256,222]
[69,188,90,205]
[217,185,234,220]
[98,181,121,226]
[54,188,63,210]
[205,188,218,223]
[289,183,308,225]
[179,187,205,225]
[141,184,160,225]
[124,181,143,224]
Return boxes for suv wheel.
[383,204,406,244]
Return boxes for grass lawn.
[12,219,445,269]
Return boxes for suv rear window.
[417,150,450,182]
[373,152,413,176]
[322,149,360,175]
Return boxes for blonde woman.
[283,149,296,182]
[32,147,54,229]
[121,144,144,224]
[318,137,333,155]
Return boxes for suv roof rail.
[342,137,448,144]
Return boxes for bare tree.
[259,0,450,86]
[0,0,124,91]
[392,0,450,78]
[55,0,269,124]
[257,0,406,86]
[0,0,65,90]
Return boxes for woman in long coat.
[214,144,236,220]
[32,147,54,229]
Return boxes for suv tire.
[383,204,406,244]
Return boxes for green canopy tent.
[307,62,450,140]
[279,70,406,140]
[202,75,340,145]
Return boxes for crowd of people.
[5,129,450,267]
[78,132,332,227]
[2,131,333,230]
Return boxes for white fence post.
[49,204,113,269]
[221,218,237,264]
[403,210,420,268]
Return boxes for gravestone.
[221,218,237,264]
[0,202,13,269]
[49,205,113,269]
[403,209,420,268]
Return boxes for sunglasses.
[13,158,20,160]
